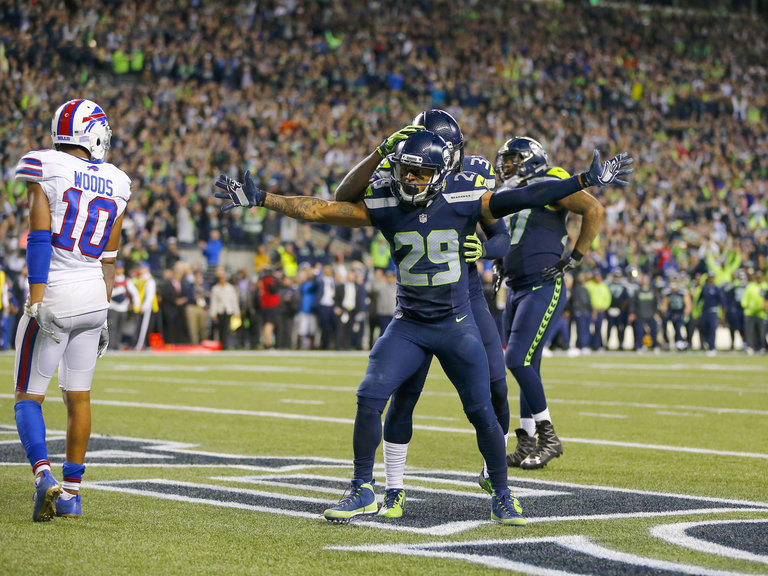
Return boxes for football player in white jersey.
[13,99,132,521]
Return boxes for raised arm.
[215,172,371,227]
[334,124,424,202]
[334,151,384,202]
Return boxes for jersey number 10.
[52,187,118,259]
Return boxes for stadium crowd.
[1,0,767,353]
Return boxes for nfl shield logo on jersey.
[419,214,428,223]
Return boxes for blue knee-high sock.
[14,400,48,469]
[352,402,384,483]
[466,402,508,493]
[475,421,508,494]
[510,365,547,415]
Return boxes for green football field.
[1,350,767,576]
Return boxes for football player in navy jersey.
[334,110,511,516]
[215,129,632,525]
[495,137,606,470]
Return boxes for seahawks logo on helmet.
[495,136,549,183]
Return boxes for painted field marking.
[1,398,766,460]
[650,519,768,565]
[327,535,761,576]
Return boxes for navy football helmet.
[495,136,549,182]
[391,130,451,205]
[412,109,464,173]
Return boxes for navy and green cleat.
[54,493,82,518]
[477,470,493,496]
[491,489,526,526]
[378,488,406,518]
[323,479,378,522]
[32,470,62,522]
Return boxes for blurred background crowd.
[1,0,766,353]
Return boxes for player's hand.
[580,150,634,188]
[376,125,425,158]
[97,322,109,358]
[463,233,484,264]
[542,250,583,281]
[214,170,265,211]
[25,302,63,343]
[492,259,503,294]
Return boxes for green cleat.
[491,489,526,526]
[378,488,406,518]
[323,480,378,522]
[477,470,493,496]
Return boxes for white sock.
[520,418,536,437]
[532,408,551,424]
[59,491,76,500]
[382,440,409,490]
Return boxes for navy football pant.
[355,309,508,493]
[382,290,509,445]
[504,278,566,419]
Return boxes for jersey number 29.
[395,230,461,286]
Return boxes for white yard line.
[1,394,765,460]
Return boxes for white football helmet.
[51,99,112,161]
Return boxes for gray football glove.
[25,301,63,343]
[97,322,109,358]
[581,150,634,188]
[214,170,265,211]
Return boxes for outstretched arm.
[482,150,632,220]
[215,172,371,227]
[265,195,371,227]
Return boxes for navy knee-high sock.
[352,403,383,483]
[510,365,547,415]
[490,377,510,435]
[467,402,508,494]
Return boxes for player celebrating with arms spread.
[215,129,632,525]
[13,99,131,521]
[334,110,512,515]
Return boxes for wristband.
[27,229,52,284]
[570,249,584,263]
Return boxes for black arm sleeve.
[488,175,583,219]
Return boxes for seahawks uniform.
[14,149,131,396]
[501,167,570,419]
[376,155,511,450]
[356,169,509,493]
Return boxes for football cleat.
[520,420,563,470]
[32,470,62,522]
[477,470,493,496]
[323,479,378,522]
[507,428,538,467]
[491,489,526,526]
[378,488,406,518]
[54,493,82,518]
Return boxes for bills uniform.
[14,149,131,395]
[354,170,509,493]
